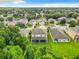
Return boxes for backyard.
[31,32,79,59]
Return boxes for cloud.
[0,0,25,4]
[0,3,79,7]
[23,3,79,7]
[42,3,79,7]
[12,0,25,4]
[0,0,79,7]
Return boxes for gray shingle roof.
[50,27,68,39]
[18,19,28,24]
[31,28,47,41]
[29,19,36,24]
[57,17,67,21]
[31,28,46,35]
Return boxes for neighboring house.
[48,18,57,24]
[29,19,36,25]
[76,16,79,22]
[19,28,30,37]
[57,17,67,22]
[29,19,36,28]
[66,18,74,23]
[40,11,44,17]
[35,13,39,17]
[5,19,17,26]
[39,25,46,29]
[49,27,69,42]
[7,14,13,17]
[18,18,28,25]
[0,15,4,17]
[39,17,46,26]
[65,26,79,41]
[39,20,45,26]
[31,28,47,43]
[51,25,67,30]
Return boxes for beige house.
[76,16,79,22]
[65,26,79,41]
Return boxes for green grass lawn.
[31,31,79,59]
[48,31,79,59]
[50,42,79,59]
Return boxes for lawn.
[48,31,79,59]
[50,42,79,59]
[31,29,79,59]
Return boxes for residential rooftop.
[50,27,69,39]
[31,28,47,35]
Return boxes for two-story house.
[31,28,47,43]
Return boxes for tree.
[67,12,73,18]
[27,23,32,28]
[39,46,54,59]
[73,55,79,59]
[7,17,13,21]
[39,46,47,55]
[15,37,29,51]
[25,46,36,59]
[34,49,42,59]
[50,21,54,24]
[0,17,4,22]
[0,36,6,48]
[72,13,79,18]
[62,56,68,59]
[0,49,5,59]
[16,23,27,28]
[42,53,53,59]
[69,20,77,27]
[2,26,20,45]
[3,45,25,59]
[60,19,66,25]
[3,14,7,17]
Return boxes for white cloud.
[23,3,79,7]
[42,3,79,7]
[10,3,77,7]
[12,0,25,4]
[0,0,25,4]
[0,3,79,7]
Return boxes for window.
[77,38,79,41]
[35,35,41,37]
[42,35,45,37]
[54,39,58,42]
[32,40,39,43]
[40,40,46,42]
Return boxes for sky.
[0,0,79,7]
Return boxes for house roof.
[31,28,46,35]
[18,18,28,24]
[19,28,29,36]
[39,17,46,22]
[57,17,67,21]
[48,18,56,22]
[6,21,16,26]
[29,19,36,24]
[71,26,79,33]
[50,27,68,39]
